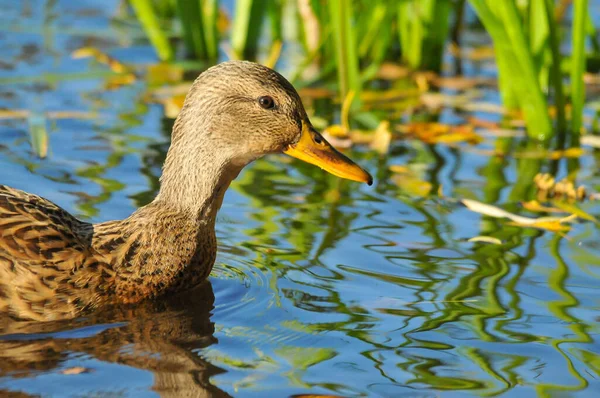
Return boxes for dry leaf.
[464,46,496,61]
[390,165,432,196]
[507,218,573,233]
[461,198,577,232]
[147,63,184,86]
[61,367,91,375]
[376,62,411,80]
[72,47,129,74]
[581,135,600,148]
[370,121,391,154]
[521,200,565,213]
[400,122,482,145]
[0,110,28,119]
[153,94,186,119]
[468,236,502,244]
[322,124,348,138]
[322,132,352,149]
[515,147,586,160]
[431,76,494,90]
[550,147,585,159]
[299,87,335,99]
[389,165,409,173]
[362,88,420,103]
[461,102,506,114]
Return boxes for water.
[1,1,600,397]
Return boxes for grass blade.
[544,0,567,141]
[129,0,173,61]
[570,0,588,140]
[231,0,267,59]
[328,0,360,100]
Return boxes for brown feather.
[0,61,311,321]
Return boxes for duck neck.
[154,120,244,224]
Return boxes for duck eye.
[258,96,275,109]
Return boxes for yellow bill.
[284,121,373,185]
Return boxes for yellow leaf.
[264,40,282,69]
[389,165,409,173]
[462,198,577,232]
[322,124,348,138]
[391,167,432,196]
[403,122,482,145]
[375,62,410,80]
[370,121,391,154]
[341,90,355,132]
[521,200,565,213]
[549,147,585,159]
[72,47,129,74]
[61,367,91,375]
[0,109,28,119]
[508,217,574,233]
[147,63,184,86]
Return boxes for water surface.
[1,1,600,397]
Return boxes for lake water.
[1,1,600,397]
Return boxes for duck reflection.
[0,281,230,397]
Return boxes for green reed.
[397,0,452,72]
[128,0,595,142]
[570,0,588,142]
[129,0,220,61]
[469,0,592,142]
[129,0,174,61]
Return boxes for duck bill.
[284,122,373,185]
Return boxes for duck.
[0,60,372,322]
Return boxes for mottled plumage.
[0,61,371,321]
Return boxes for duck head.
[170,60,372,184]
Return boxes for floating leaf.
[431,75,494,90]
[461,198,577,232]
[370,121,391,154]
[390,165,432,196]
[389,165,409,173]
[468,236,502,245]
[147,63,184,86]
[322,124,348,138]
[550,147,585,159]
[375,62,411,80]
[61,367,91,375]
[27,112,49,158]
[0,110,28,119]
[581,135,600,148]
[298,87,335,99]
[72,47,129,74]
[72,47,135,89]
[400,122,482,145]
[152,94,186,119]
[291,395,344,398]
[515,147,586,160]
[521,200,565,213]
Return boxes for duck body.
[0,61,372,321]
[0,185,216,321]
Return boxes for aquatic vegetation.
[127,0,597,144]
